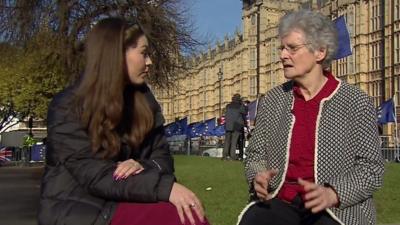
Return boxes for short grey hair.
[278,10,338,69]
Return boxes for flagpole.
[393,95,399,161]
[253,97,259,127]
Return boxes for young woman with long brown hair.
[39,17,208,225]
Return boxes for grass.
[376,163,400,223]
[174,156,248,225]
[174,155,400,225]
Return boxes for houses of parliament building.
[154,0,400,138]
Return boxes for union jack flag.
[218,116,225,125]
[0,146,13,162]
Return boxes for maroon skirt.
[110,202,210,225]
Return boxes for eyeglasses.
[277,43,310,55]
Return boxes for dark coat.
[38,85,175,225]
[224,100,247,132]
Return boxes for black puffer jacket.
[38,85,175,225]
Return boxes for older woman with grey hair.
[237,9,384,225]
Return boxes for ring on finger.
[189,203,196,208]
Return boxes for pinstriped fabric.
[242,80,384,225]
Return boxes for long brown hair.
[74,17,154,159]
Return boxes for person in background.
[222,94,246,160]
[237,100,250,161]
[238,10,384,225]
[39,17,209,225]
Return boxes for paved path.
[0,164,43,225]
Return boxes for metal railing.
[169,140,400,162]
[381,148,400,162]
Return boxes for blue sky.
[187,0,243,48]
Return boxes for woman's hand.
[298,178,339,213]
[253,169,278,201]
[113,159,144,180]
[169,182,205,225]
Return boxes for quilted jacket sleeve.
[46,93,175,203]
[133,125,175,176]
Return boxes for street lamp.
[256,2,262,97]
[28,117,33,137]
[217,68,223,118]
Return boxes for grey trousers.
[223,131,240,159]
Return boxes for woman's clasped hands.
[113,159,144,180]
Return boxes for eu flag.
[203,118,216,136]
[187,118,216,138]
[31,144,46,162]
[187,122,201,138]
[377,98,396,124]
[207,125,225,137]
[164,117,188,137]
[333,16,352,60]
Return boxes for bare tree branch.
[0,0,201,88]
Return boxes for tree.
[0,43,26,132]
[0,0,200,131]
[0,0,199,87]
[0,32,67,132]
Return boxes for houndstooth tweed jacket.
[241,78,385,225]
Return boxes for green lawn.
[174,155,400,225]
[376,163,400,223]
